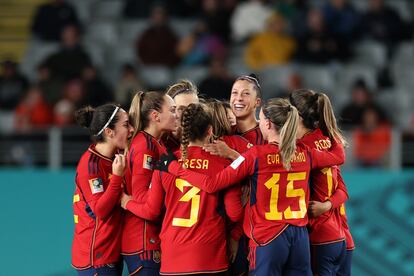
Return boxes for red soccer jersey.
[72,145,124,269]
[337,172,355,250]
[126,147,243,275]
[299,129,348,244]
[236,124,266,145]
[171,142,345,247]
[222,135,253,154]
[162,132,181,152]
[121,131,165,254]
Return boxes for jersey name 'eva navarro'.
[72,145,124,269]
[126,146,243,275]
[299,129,348,244]
[170,142,345,247]
[121,131,165,255]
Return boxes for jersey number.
[264,172,307,220]
[172,179,200,227]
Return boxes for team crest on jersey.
[143,154,153,170]
[247,143,253,149]
[153,250,161,263]
[89,178,104,194]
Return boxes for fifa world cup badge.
[89,178,104,194]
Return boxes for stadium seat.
[259,65,295,99]
[353,40,387,69]
[91,0,124,20]
[170,19,197,38]
[337,63,377,91]
[139,66,173,90]
[298,65,336,93]
[118,20,149,44]
[174,66,208,85]
[85,20,118,47]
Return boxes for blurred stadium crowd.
[0,0,414,168]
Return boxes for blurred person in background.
[54,78,85,126]
[322,0,360,42]
[14,85,53,132]
[31,0,80,42]
[114,64,144,109]
[0,60,29,133]
[177,20,227,66]
[275,71,303,98]
[353,106,391,167]
[295,8,351,64]
[82,64,113,107]
[245,12,296,70]
[199,58,234,100]
[339,79,388,129]
[231,0,272,43]
[43,24,91,81]
[36,62,63,106]
[201,0,235,44]
[137,4,180,67]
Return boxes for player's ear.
[255,97,261,108]
[151,110,160,123]
[104,127,114,139]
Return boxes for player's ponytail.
[262,98,298,170]
[180,103,212,161]
[317,93,347,146]
[129,91,165,143]
[75,104,121,143]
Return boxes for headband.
[96,106,120,136]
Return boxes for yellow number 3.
[265,172,307,221]
[172,179,201,227]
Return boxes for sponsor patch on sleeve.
[89,178,104,194]
[230,155,245,170]
[143,154,153,170]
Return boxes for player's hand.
[155,148,177,172]
[228,238,239,263]
[308,200,332,218]
[120,193,132,209]
[113,152,126,176]
[203,140,240,160]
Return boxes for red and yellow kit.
[162,132,181,152]
[299,129,348,244]
[72,145,124,269]
[338,171,355,250]
[236,124,266,145]
[171,142,345,247]
[121,131,165,255]
[126,146,244,275]
[222,135,253,154]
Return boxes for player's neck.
[297,125,312,139]
[236,114,258,133]
[188,139,205,147]
[267,131,280,145]
[95,143,115,159]
[144,125,162,139]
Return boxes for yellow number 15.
[264,172,307,221]
[172,179,201,228]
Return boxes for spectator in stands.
[123,0,199,18]
[31,0,80,42]
[36,62,63,106]
[339,79,388,129]
[54,79,84,126]
[43,24,91,81]
[295,8,351,64]
[273,0,309,37]
[136,4,180,67]
[359,0,408,56]
[0,60,29,112]
[201,0,235,44]
[199,58,234,100]
[114,64,144,109]
[177,20,227,66]
[322,0,360,41]
[231,0,273,43]
[276,71,303,98]
[244,12,296,70]
[14,85,53,132]
[353,106,391,167]
[82,64,113,107]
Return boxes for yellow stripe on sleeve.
[74,215,79,224]
[73,194,80,203]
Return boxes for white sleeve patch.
[230,155,245,170]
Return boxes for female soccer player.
[163,79,200,151]
[72,104,133,275]
[121,103,243,275]
[159,98,345,276]
[121,91,176,275]
[230,74,265,145]
[289,89,351,276]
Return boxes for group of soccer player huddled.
[71,74,354,276]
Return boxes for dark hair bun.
[75,106,95,128]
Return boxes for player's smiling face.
[112,109,134,150]
[230,80,260,119]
